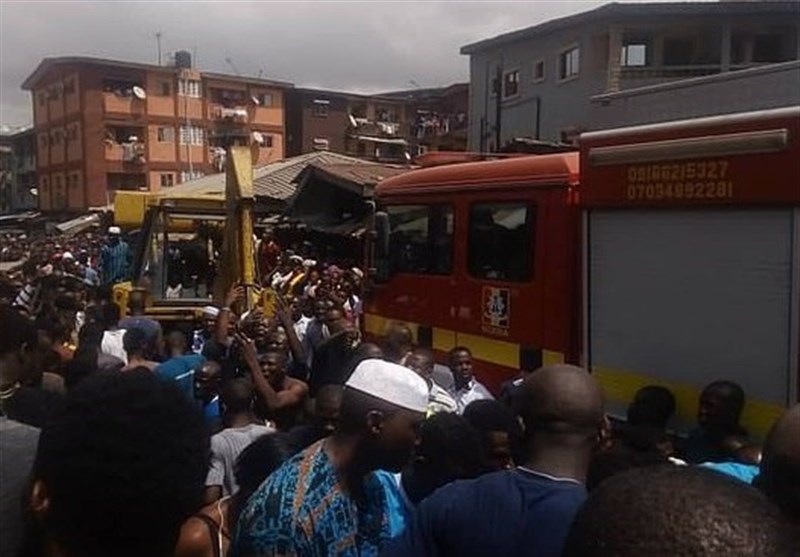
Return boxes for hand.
[225,284,245,308]
[275,295,291,326]
[235,332,259,368]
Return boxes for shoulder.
[175,516,214,557]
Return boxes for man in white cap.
[192,305,220,355]
[99,226,131,286]
[234,359,428,557]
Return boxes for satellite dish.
[252,131,264,145]
[251,95,261,106]
[348,114,358,127]
[132,86,147,100]
[128,135,139,142]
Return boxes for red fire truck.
[365,106,799,437]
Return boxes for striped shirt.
[100,241,131,285]
[206,424,274,496]
[12,284,36,313]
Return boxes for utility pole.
[155,31,163,66]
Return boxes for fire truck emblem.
[482,287,510,329]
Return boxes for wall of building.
[466,12,800,149]
[588,61,800,130]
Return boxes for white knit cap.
[61,251,75,260]
[108,226,121,235]
[345,359,429,413]
[202,305,220,318]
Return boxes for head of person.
[127,290,147,316]
[200,306,219,335]
[564,466,795,557]
[165,331,188,358]
[266,326,289,353]
[325,307,348,335]
[517,364,605,471]
[258,348,288,388]
[383,323,414,363]
[100,300,121,330]
[448,346,474,389]
[339,359,428,473]
[219,378,255,419]
[406,347,434,383]
[698,380,745,431]
[463,399,522,471]
[313,298,328,321]
[122,327,152,360]
[194,360,222,402]
[627,385,676,430]
[107,226,121,246]
[0,306,40,389]
[406,412,486,503]
[312,384,344,435]
[343,342,384,379]
[29,371,209,557]
[755,404,800,524]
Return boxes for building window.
[559,45,580,80]
[256,93,273,107]
[663,37,694,66]
[68,126,78,141]
[387,204,454,275]
[157,126,175,143]
[55,175,62,188]
[178,79,201,98]
[312,138,330,151]
[64,79,76,94]
[40,135,48,148]
[160,173,175,188]
[621,41,648,67]
[533,60,545,82]
[468,202,534,282]
[313,99,329,118]
[503,69,520,98]
[753,34,787,63]
[51,131,61,145]
[160,81,171,96]
[179,125,204,146]
[38,94,46,107]
[263,135,273,148]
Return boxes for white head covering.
[61,251,75,260]
[345,359,429,414]
[108,226,122,235]
[202,306,220,318]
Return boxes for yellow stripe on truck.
[455,332,519,369]
[593,365,786,438]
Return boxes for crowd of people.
[0,226,798,557]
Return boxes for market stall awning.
[54,213,100,235]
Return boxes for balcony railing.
[209,103,249,122]
[105,141,146,164]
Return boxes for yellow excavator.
[112,146,269,323]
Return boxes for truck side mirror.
[375,211,390,258]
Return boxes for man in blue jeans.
[381,364,605,557]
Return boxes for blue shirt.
[203,396,221,428]
[233,440,391,557]
[100,240,131,285]
[154,354,204,400]
[700,461,760,484]
[374,471,414,538]
[381,468,587,557]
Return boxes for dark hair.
[627,386,676,429]
[564,466,794,556]
[64,322,104,389]
[587,437,668,491]
[101,302,121,328]
[0,306,38,357]
[230,432,300,527]
[122,328,149,356]
[416,412,486,484]
[703,380,746,415]
[448,346,471,361]
[220,379,255,415]
[33,371,209,557]
[463,399,523,465]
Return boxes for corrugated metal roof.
[460,2,800,55]
[309,162,412,188]
[154,151,374,201]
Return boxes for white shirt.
[101,329,128,364]
[294,315,312,344]
[428,382,458,415]
[450,379,495,414]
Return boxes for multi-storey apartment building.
[461,1,800,149]
[22,53,291,211]
[0,126,37,212]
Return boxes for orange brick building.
[22,54,291,211]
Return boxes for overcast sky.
[1,0,680,127]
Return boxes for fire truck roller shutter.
[586,208,796,438]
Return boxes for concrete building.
[461,1,800,150]
[286,88,410,162]
[0,126,37,213]
[589,59,800,129]
[380,83,470,153]
[22,54,291,212]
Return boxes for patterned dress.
[232,440,390,557]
